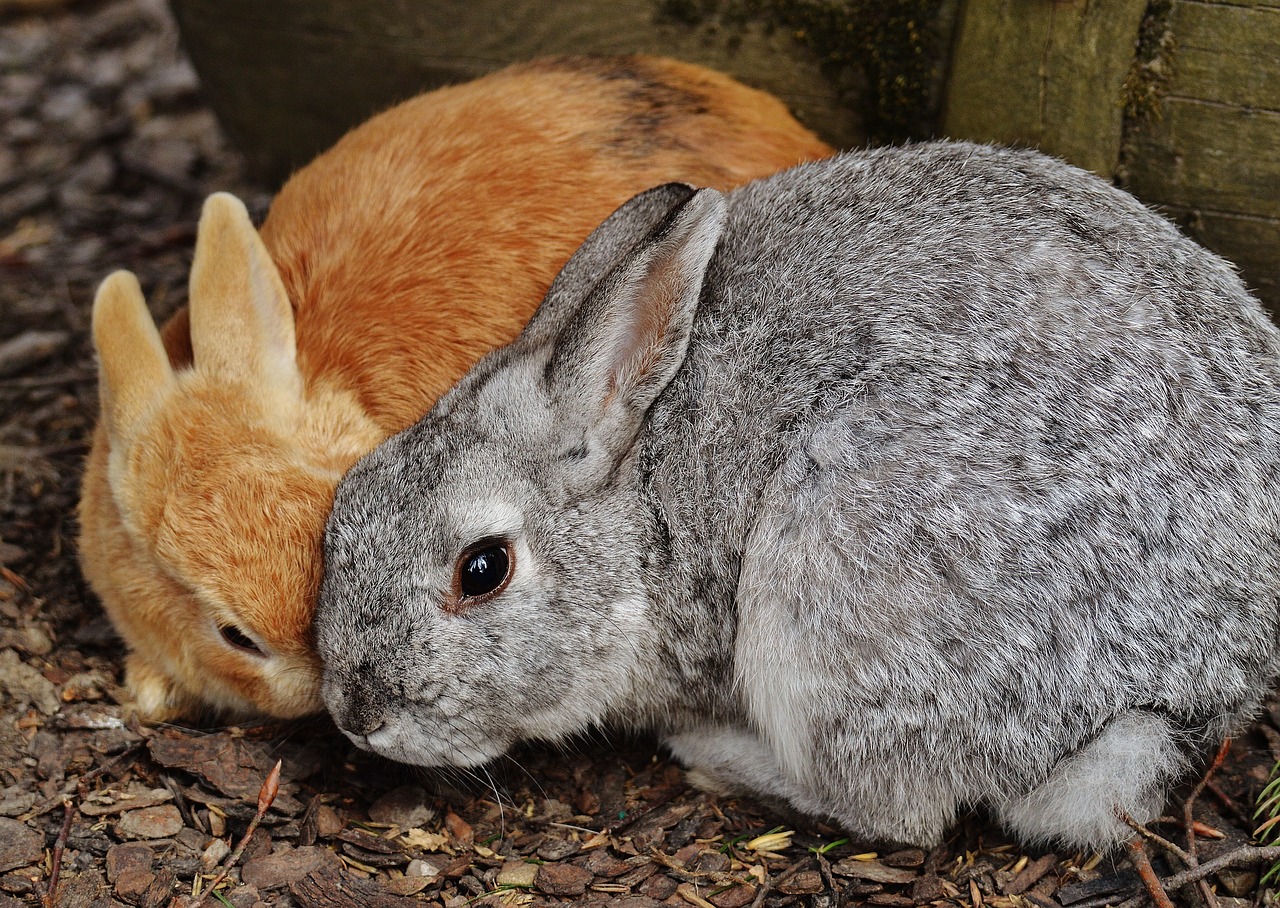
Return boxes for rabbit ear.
[524,183,701,348]
[92,270,176,442]
[544,187,727,479]
[187,193,302,400]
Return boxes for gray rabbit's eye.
[455,539,513,603]
[219,624,265,656]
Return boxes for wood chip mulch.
[3,2,1280,906]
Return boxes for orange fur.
[79,55,834,721]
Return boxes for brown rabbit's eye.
[456,539,513,601]
[220,624,264,656]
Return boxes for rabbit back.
[261,54,833,434]
[640,142,1280,844]
[315,141,1280,848]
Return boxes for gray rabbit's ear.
[545,187,728,481]
[523,183,700,348]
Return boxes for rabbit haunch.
[316,141,1280,850]
[77,55,832,721]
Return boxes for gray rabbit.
[315,141,1280,849]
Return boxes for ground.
[2,1,1280,907]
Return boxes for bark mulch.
[3,2,1280,906]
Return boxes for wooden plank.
[1126,98,1280,219]
[1119,0,1280,311]
[170,0,864,184]
[1159,207,1280,312]
[1170,1,1280,108]
[942,0,1148,178]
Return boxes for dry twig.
[186,759,281,907]
[1159,845,1280,890]
[1127,837,1177,908]
[43,800,74,908]
[1182,739,1231,908]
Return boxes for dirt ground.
[3,2,1280,906]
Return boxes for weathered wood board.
[943,0,1149,179]
[171,0,1278,309]
[1122,0,1280,308]
[168,0,868,183]
[945,0,1280,311]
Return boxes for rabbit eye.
[455,539,513,602]
[219,624,264,656]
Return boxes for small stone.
[175,826,206,854]
[39,84,90,125]
[113,804,184,840]
[85,49,127,90]
[106,843,154,881]
[314,804,344,838]
[4,118,40,144]
[0,819,42,873]
[217,884,261,908]
[0,786,36,818]
[777,870,824,895]
[368,785,436,829]
[535,862,593,897]
[0,650,59,716]
[240,844,338,890]
[200,837,230,872]
[1216,868,1259,898]
[690,850,730,874]
[496,860,538,888]
[114,869,155,900]
[0,330,69,379]
[121,133,195,184]
[709,884,756,908]
[386,875,434,896]
[57,151,116,210]
[0,73,40,116]
[138,60,199,107]
[536,836,580,860]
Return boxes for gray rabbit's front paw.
[666,726,815,809]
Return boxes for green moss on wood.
[1118,0,1176,156]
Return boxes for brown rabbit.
[79,55,833,722]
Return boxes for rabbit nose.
[335,683,388,738]
[344,713,385,737]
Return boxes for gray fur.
[315,141,1280,849]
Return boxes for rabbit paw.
[122,655,198,723]
[994,710,1185,849]
[665,726,815,808]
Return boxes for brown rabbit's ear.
[188,192,302,401]
[92,269,176,442]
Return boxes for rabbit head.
[80,193,382,721]
[80,55,833,723]
[316,184,727,765]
